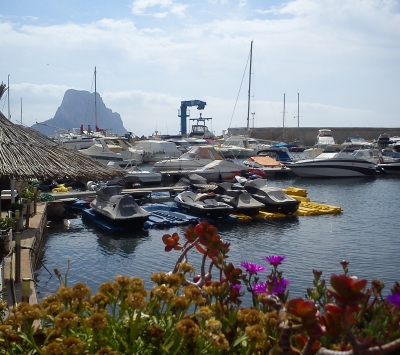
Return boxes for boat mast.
[246,40,253,132]
[282,93,285,141]
[94,67,97,130]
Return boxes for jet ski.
[211,182,264,216]
[174,190,233,220]
[238,178,300,215]
[89,184,150,228]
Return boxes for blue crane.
[178,100,206,135]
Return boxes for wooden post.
[14,232,21,282]
[25,200,30,229]
[33,188,37,214]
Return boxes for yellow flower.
[85,313,107,331]
[146,324,164,342]
[202,281,226,296]
[41,341,59,355]
[166,273,184,288]
[17,303,43,321]
[175,318,200,337]
[245,324,267,342]
[72,282,91,300]
[129,277,146,293]
[205,331,230,350]
[237,308,261,325]
[90,293,109,309]
[57,286,74,302]
[40,294,59,308]
[126,292,148,310]
[54,311,79,329]
[98,281,118,296]
[114,275,131,289]
[171,295,189,310]
[44,301,64,316]
[178,262,196,275]
[196,306,214,320]
[150,272,168,285]
[96,348,122,355]
[58,336,85,354]
[182,284,206,305]
[151,285,174,301]
[206,318,222,332]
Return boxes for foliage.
[0,221,399,354]
[0,217,14,232]
[20,184,35,201]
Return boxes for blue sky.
[1,0,400,137]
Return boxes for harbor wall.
[228,127,400,147]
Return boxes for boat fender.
[379,156,384,163]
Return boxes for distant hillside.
[31,89,128,136]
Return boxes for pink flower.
[239,262,266,274]
[263,255,286,267]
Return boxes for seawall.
[228,127,400,147]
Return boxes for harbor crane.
[178,100,206,135]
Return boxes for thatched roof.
[0,111,126,181]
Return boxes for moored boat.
[174,190,233,220]
[89,184,150,229]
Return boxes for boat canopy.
[246,156,284,167]
[181,145,224,160]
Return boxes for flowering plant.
[1,221,400,354]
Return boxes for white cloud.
[131,0,189,18]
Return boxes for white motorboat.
[288,147,379,178]
[315,129,336,148]
[193,160,266,182]
[78,136,144,166]
[377,161,400,175]
[106,162,162,187]
[135,140,181,163]
[153,145,224,172]
[216,135,270,158]
[51,128,100,150]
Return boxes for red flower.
[327,274,367,305]
[162,233,183,252]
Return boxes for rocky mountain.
[31,89,128,136]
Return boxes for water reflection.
[96,230,149,256]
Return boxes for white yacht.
[216,135,270,158]
[135,140,181,163]
[315,129,336,147]
[288,146,380,178]
[153,145,224,171]
[78,136,144,166]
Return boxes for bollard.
[21,278,31,303]
[14,231,21,283]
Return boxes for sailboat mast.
[297,92,299,128]
[282,93,285,141]
[94,67,97,129]
[246,40,253,132]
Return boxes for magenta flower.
[263,255,286,267]
[231,284,242,292]
[239,262,266,274]
[271,276,291,294]
[253,282,268,295]
[387,293,400,307]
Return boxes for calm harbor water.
[35,174,400,303]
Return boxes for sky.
[1,0,400,137]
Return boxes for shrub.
[1,221,399,354]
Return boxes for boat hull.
[288,160,377,178]
[378,163,400,175]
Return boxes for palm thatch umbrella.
[0,111,126,182]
